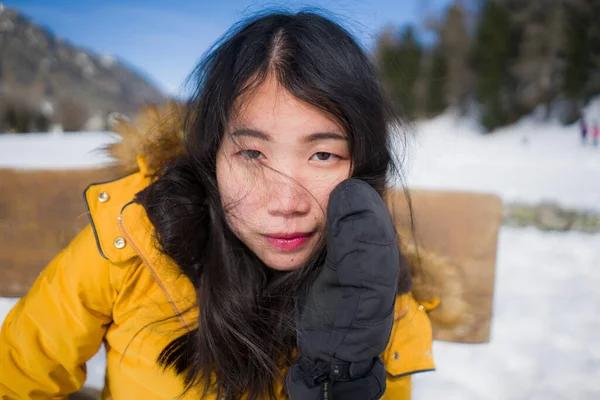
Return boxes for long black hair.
[137,10,412,400]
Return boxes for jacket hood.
[106,102,479,343]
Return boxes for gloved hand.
[286,178,400,400]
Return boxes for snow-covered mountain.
[0,7,165,132]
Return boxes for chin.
[261,253,309,271]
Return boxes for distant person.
[594,123,599,148]
[0,11,445,400]
[580,115,588,145]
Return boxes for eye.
[310,152,338,161]
[240,150,264,160]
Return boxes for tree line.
[376,0,600,132]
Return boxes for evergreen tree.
[563,2,591,101]
[472,1,513,131]
[588,0,600,93]
[562,1,593,123]
[505,0,564,119]
[426,45,448,116]
[377,25,423,118]
[440,2,472,115]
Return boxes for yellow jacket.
[0,106,438,399]
[0,166,435,399]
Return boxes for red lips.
[263,232,313,251]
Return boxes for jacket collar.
[84,156,197,330]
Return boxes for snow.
[413,228,600,400]
[0,131,117,170]
[396,112,600,211]
[1,116,599,398]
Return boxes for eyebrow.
[230,128,271,141]
[230,128,347,143]
[305,132,347,142]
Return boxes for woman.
[0,11,438,399]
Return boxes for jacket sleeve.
[0,225,117,398]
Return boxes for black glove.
[286,178,400,400]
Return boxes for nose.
[266,174,311,218]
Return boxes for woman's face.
[216,76,351,271]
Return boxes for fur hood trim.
[106,102,186,176]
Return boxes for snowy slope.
[396,113,600,211]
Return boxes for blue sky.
[6,0,453,95]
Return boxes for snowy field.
[398,112,600,211]
[0,131,117,169]
[413,228,600,400]
[1,115,599,399]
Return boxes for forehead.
[230,76,344,138]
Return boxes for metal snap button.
[114,237,126,249]
[98,192,110,203]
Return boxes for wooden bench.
[0,168,502,344]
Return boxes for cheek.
[216,153,246,221]
[307,168,350,215]
[216,152,265,225]
[217,151,250,202]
